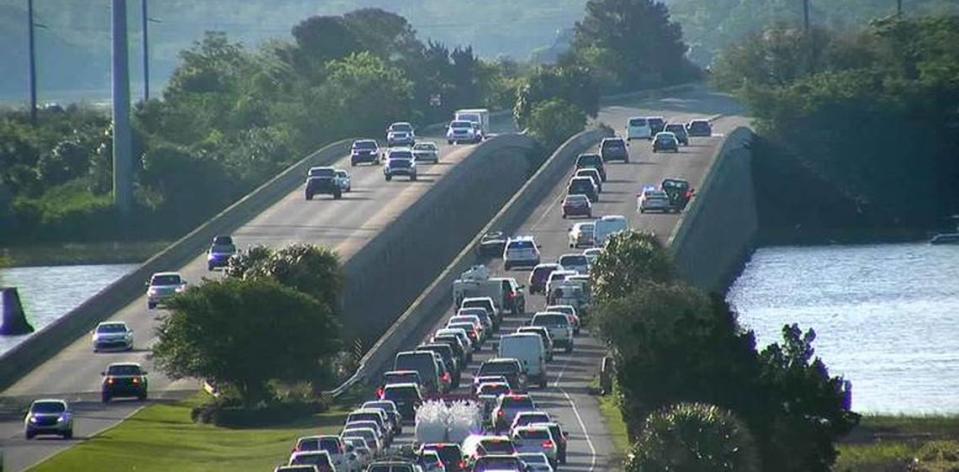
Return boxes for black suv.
[350,139,380,166]
[600,137,629,163]
[568,177,599,203]
[101,362,148,402]
[575,153,606,181]
[305,168,342,200]
[664,123,689,145]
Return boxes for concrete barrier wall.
[668,127,757,293]
[340,135,536,342]
[350,127,611,383]
[0,139,354,392]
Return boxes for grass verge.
[598,392,630,459]
[31,395,349,472]
[835,415,959,471]
[0,240,169,267]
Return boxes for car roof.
[384,382,419,389]
[656,131,677,137]
[507,235,535,242]
[107,362,142,368]
[32,398,67,405]
[599,214,626,221]
[152,271,180,277]
[97,321,128,326]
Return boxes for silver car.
[92,321,133,352]
[146,272,187,309]
[334,169,352,192]
[413,142,440,163]
[24,398,73,439]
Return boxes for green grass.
[31,395,349,472]
[834,415,959,471]
[598,393,631,457]
[0,240,170,267]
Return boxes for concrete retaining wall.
[349,127,611,383]
[340,135,536,342]
[0,139,354,392]
[669,127,758,293]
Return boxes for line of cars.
[626,115,712,154]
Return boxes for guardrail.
[0,138,355,392]
[326,126,611,397]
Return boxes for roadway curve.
[388,86,749,471]
[0,120,515,472]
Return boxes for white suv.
[146,272,187,309]
[503,236,540,270]
[627,116,652,141]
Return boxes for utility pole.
[897,0,903,17]
[27,0,37,124]
[141,0,149,101]
[803,0,811,33]
[112,0,133,216]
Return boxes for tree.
[321,52,414,136]
[626,403,760,472]
[589,230,675,303]
[571,0,693,89]
[226,244,343,315]
[140,143,235,228]
[525,99,587,149]
[153,278,341,406]
[514,65,599,129]
[290,16,362,76]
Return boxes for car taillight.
[543,440,555,448]
[107,378,115,384]
[459,460,467,469]
[498,410,505,417]
[442,373,451,382]
[376,387,384,398]
[132,378,140,384]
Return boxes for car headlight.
[148,288,157,295]
[29,416,38,423]
[57,414,70,423]
[175,285,186,293]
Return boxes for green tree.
[589,230,674,303]
[514,65,599,129]
[153,278,341,406]
[290,15,362,77]
[626,403,760,472]
[321,52,414,136]
[525,99,587,149]
[226,244,343,315]
[570,0,694,89]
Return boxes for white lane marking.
[561,387,597,472]
[552,353,573,387]
[532,189,567,230]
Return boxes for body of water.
[728,242,959,414]
[0,264,136,356]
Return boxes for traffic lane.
[0,137,484,471]
[598,85,747,127]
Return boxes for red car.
[562,194,592,218]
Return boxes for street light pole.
[897,0,903,17]
[27,0,37,124]
[141,0,149,101]
[112,0,133,216]
[803,0,811,33]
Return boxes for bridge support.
[0,288,34,335]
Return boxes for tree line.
[591,231,858,471]
[0,0,699,246]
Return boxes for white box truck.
[454,108,490,137]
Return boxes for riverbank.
[0,241,168,268]
[756,227,933,247]
[836,415,959,471]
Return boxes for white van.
[455,108,490,137]
[594,215,629,246]
[499,333,548,388]
[627,116,652,141]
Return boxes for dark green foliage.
[226,244,342,316]
[525,99,587,150]
[153,278,341,407]
[715,17,959,232]
[515,65,600,129]
[626,403,760,472]
[589,230,674,303]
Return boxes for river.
[0,264,136,356]
[728,242,959,415]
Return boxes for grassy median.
[835,415,959,471]
[31,395,349,472]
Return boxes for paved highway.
[0,120,515,472]
[387,86,748,471]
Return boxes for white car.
[626,116,652,141]
[511,425,559,465]
[447,119,482,144]
[503,236,540,270]
[334,169,351,192]
[387,122,416,147]
[412,142,440,162]
[531,312,574,353]
[518,452,555,472]
[342,437,373,469]
[92,321,133,352]
[583,247,603,265]
[146,271,187,309]
[593,215,629,246]
[638,186,673,213]
[545,270,577,296]
[291,435,360,472]
[557,254,590,274]
[288,450,335,470]
[24,398,73,439]
[567,222,595,248]
[384,148,417,181]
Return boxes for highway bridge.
[0,86,747,471]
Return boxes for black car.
[477,231,508,257]
[568,177,598,203]
[686,119,712,137]
[477,359,526,394]
[350,139,381,166]
[206,235,236,270]
[417,344,461,388]
[652,133,680,153]
[305,170,342,200]
[664,123,689,145]
[575,153,606,181]
[600,137,629,163]
[101,362,148,402]
[367,461,419,472]
[648,116,666,134]
[661,178,694,211]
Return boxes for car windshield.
[519,453,549,464]
[479,383,511,395]
[691,121,709,130]
[97,323,127,333]
[335,170,348,178]
[151,274,181,285]
[291,453,332,466]
[577,155,602,166]
[385,372,419,383]
[559,255,588,266]
[389,151,413,160]
[211,243,235,253]
[570,179,593,191]
[480,362,518,376]
[481,440,517,454]
[451,121,472,128]
[107,364,141,376]
[666,124,685,133]
[414,143,436,151]
[501,396,534,408]
[534,314,569,328]
[309,168,335,177]
[508,240,534,249]
[629,118,647,126]
[517,413,551,425]
[603,140,625,149]
[391,123,412,132]
[384,386,419,400]
[426,445,463,465]
[580,224,595,233]
[31,401,65,414]
[649,118,665,126]
[475,457,522,471]
[565,195,588,204]
[353,141,376,150]
[390,159,412,168]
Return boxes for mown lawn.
[31,395,349,472]
[835,415,959,472]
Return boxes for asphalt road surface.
[386,86,749,471]
[0,119,516,472]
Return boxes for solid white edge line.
[561,387,598,472]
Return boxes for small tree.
[153,278,341,407]
[226,243,343,314]
[590,230,674,303]
[514,65,599,129]
[626,402,760,472]
[525,99,587,150]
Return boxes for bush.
[626,403,760,472]
[590,230,675,303]
[191,397,329,428]
[525,99,587,150]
